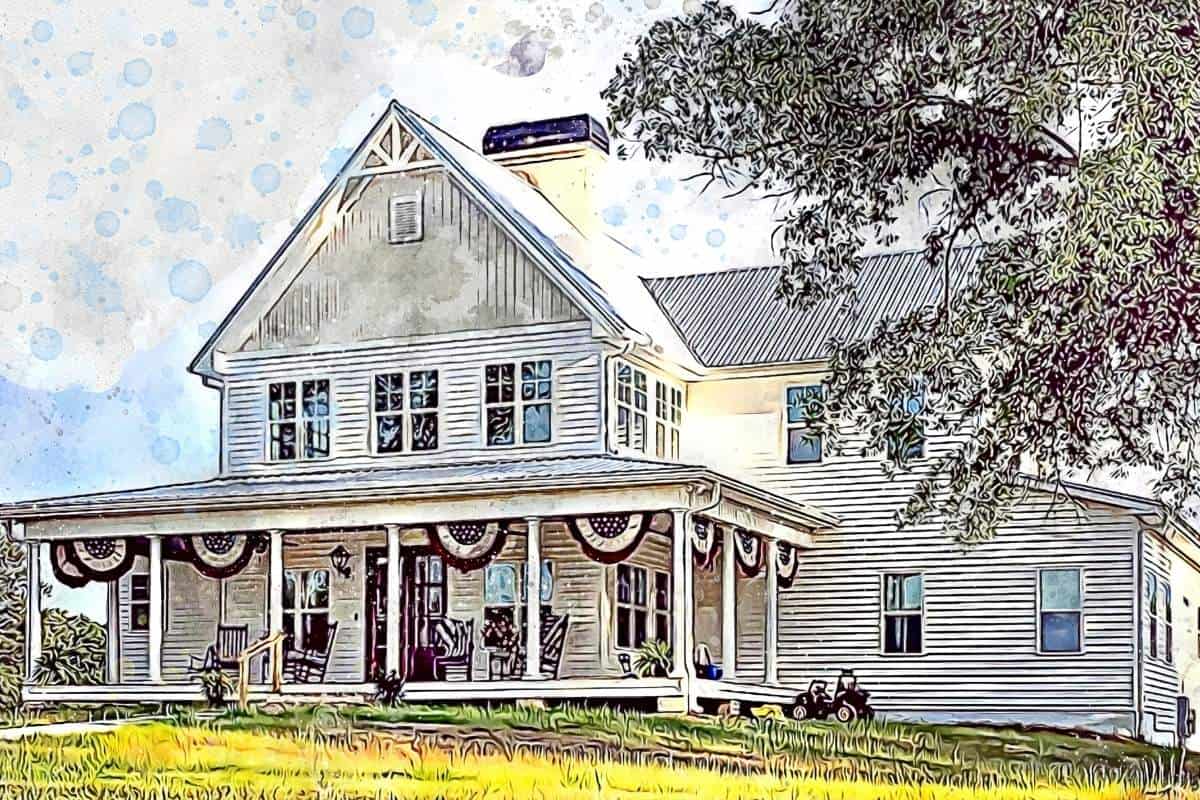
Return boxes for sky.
[0,0,803,613]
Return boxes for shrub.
[632,639,672,678]
[374,671,406,706]
[198,667,235,707]
[34,608,106,686]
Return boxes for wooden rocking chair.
[433,617,474,680]
[283,622,339,683]
[188,624,249,673]
[513,613,570,679]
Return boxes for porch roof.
[0,455,839,532]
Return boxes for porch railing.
[237,631,285,711]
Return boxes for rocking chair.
[188,624,249,673]
[283,622,339,683]
[513,613,570,679]
[433,617,474,680]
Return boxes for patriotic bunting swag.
[691,518,722,571]
[734,530,763,578]
[183,533,265,579]
[50,541,91,588]
[431,521,508,572]
[67,538,137,583]
[567,512,651,564]
[776,541,800,588]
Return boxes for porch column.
[106,579,121,684]
[25,539,42,681]
[670,508,695,683]
[764,538,779,685]
[721,525,737,681]
[384,524,402,676]
[524,516,543,679]
[268,529,284,678]
[148,535,163,684]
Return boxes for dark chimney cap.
[482,114,609,156]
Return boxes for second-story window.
[655,383,683,460]
[786,385,823,464]
[268,379,330,461]
[485,360,553,446]
[886,385,926,461]
[616,363,648,452]
[373,370,439,453]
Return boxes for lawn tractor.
[791,669,875,723]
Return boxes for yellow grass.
[0,722,1182,799]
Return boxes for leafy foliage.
[35,608,106,686]
[373,670,406,706]
[198,666,235,707]
[0,529,26,708]
[605,0,1200,541]
[632,639,672,678]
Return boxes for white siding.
[221,321,604,475]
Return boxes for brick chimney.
[483,114,609,239]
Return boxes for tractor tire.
[791,703,810,721]
[834,703,858,724]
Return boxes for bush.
[34,608,106,686]
[374,671,406,706]
[632,639,672,678]
[198,667,235,707]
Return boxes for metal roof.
[0,454,838,529]
[642,247,984,368]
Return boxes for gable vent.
[388,192,423,244]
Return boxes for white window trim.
[1146,571,1160,661]
[611,562,672,653]
[128,568,167,633]
[265,378,334,463]
[369,368,442,456]
[612,358,684,461]
[653,381,684,461]
[1036,567,1086,656]
[879,572,925,657]
[481,359,557,448]
[782,384,823,465]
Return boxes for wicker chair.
[433,617,474,680]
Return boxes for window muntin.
[485,361,553,446]
[883,573,923,654]
[1039,568,1083,654]
[615,563,671,650]
[283,568,331,651]
[655,383,684,460]
[615,363,649,453]
[786,385,823,464]
[129,573,151,632]
[372,370,439,454]
[268,379,330,461]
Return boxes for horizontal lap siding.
[221,321,603,475]
[118,559,148,682]
[686,375,1138,719]
[162,563,220,682]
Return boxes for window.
[484,360,553,446]
[615,362,648,453]
[1039,568,1083,653]
[129,573,150,631]
[615,563,670,650]
[655,382,684,460]
[786,385,823,464]
[1147,572,1159,659]
[1165,581,1174,664]
[283,569,331,651]
[268,379,330,461]
[388,192,423,244]
[885,386,925,461]
[482,561,554,649]
[372,370,439,453]
[882,573,923,654]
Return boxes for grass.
[0,704,1195,798]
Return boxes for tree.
[0,530,26,707]
[605,0,1200,542]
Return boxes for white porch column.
[670,508,695,683]
[721,525,737,681]
[764,538,779,685]
[384,524,402,676]
[148,535,164,684]
[106,578,121,684]
[524,516,543,679]
[25,540,42,681]
[268,529,284,678]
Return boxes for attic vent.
[388,192,423,244]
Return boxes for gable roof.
[643,247,984,368]
[190,101,701,380]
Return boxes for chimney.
[482,114,609,239]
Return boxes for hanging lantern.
[430,521,508,571]
[68,538,136,582]
[567,512,652,564]
[183,532,261,579]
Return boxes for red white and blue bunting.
[68,538,137,583]
[182,533,265,579]
[567,512,652,564]
[777,541,800,588]
[430,521,508,572]
[691,517,722,571]
[50,541,90,588]
[734,530,763,578]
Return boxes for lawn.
[0,703,1195,799]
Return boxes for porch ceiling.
[1,455,838,541]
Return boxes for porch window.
[129,573,151,631]
[482,561,553,649]
[268,379,330,461]
[615,363,648,453]
[283,568,331,651]
[1039,568,1083,654]
[655,382,683,460]
[615,563,670,650]
[882,573,923,654]
[484,360,553,446]
[372,369,439,453]
[785,385,823,464]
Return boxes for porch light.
[328,545,353,579]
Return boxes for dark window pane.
[304,419,330,458]
[617,608,631,649]
[375,374,402,413]
[269,382,296,421]
[283,572,297,610]
[376,414,403,453]
[306,569,329,609]
[411,370,438,409]
[130,575,149,602]
[787,429,822,463]
[271,422,297,460]
[884,614,922,653]
[904,615,922,652]
[633,567,647,606]
[412,412,438,450]
[616,564,631,604]
[302,613,330,651]
[654,572,670,611]
[302,380,330,418]
[282,612,295,647]
[523,403,551,443]
[1041,612,1081,652]
[131,604,149,631]
[487,406,515,446]
[655,613,669,645]
[634,610,647,647]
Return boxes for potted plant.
[198,666,235,708]
[633,639,673,678]
[374,670,406,706]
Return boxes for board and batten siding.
[219,321,604,475]
[685,373,1139,732]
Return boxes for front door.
[363,548,447,682]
